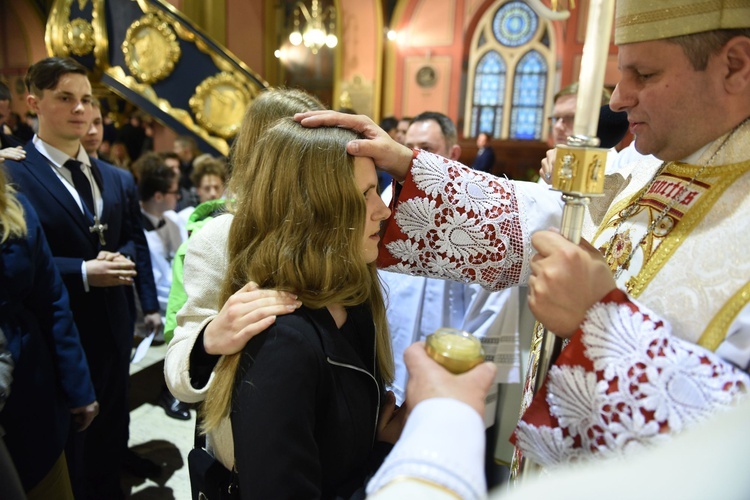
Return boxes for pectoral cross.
[89,216,108,246]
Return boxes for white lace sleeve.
[378,150,562,290]
[514,289,749,466]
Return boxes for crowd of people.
[0,57,229,498]
[0,0,749,498]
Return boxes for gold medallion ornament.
[122,13,181,84]
[64,18,95,56]
[189,72,254,139]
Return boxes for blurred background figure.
[395,117,411,145]
[176,156,227,227]
[378,116,399,192]
[24,112,38,135]
[160,151,197,211]
[117,112,147,162]
[173,135,200,195]
[136,152,185,319]
[380,116,399,140]
[471,132,495,173]
[547,82,619,147]
[134,152,191,420]
[192,156,226,204]
[540,82,645,183]
[109,140,133,176]
[0,81,26,163]
[6,112,33,143]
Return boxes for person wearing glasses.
[541,81,651,182]
[548,82,611,147]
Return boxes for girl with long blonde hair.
[164,88,325,402]
[0,167,26,244]
[202,118,400,498]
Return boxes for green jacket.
[164,199,228,343]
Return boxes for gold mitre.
[615,0,750,45]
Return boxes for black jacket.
[231,304,390,499]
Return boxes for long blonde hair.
[0,166,27,243]
[227,88,324,204]
[202,118,393,431]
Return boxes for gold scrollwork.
[64,17,95,56]
[189,72,254,139]
[105,66,229,156]
[122,13,181,84]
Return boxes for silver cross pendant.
[89,216,108,246]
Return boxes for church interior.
[1,0,626,181]
[0,0,628,498]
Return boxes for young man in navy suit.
[5,57,140,499]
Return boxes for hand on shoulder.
[203,281,302,355]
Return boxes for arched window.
[464,0,555,141]
[510,50,547,139]
[473,51,506,135]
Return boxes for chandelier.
[288,0,337,54]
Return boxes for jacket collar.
[299,304,375,374]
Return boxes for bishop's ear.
[722,35,750,95]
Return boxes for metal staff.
[512,0,615,480]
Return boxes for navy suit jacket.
[471,147,496,173]
[0,194,95,490]
[5,143,138,369]
[110,164,159,317]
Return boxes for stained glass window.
[466,0,552,141]
[471,51,506,136]
[492,1,537,47]
[510,50,547,139]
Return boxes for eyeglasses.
[547,115,575,127]
[165,189,182,199]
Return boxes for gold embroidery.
[701,282,750,351]
[375,476,462,499]
[616,1,722,29]
[629,161,750,297]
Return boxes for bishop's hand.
[527,230,616,338]
[295,110,413,182]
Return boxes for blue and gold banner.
[46,0,268,156]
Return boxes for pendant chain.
[604,119,748,280]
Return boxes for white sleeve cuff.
[81,261,90,292]
[366,398,487,500]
